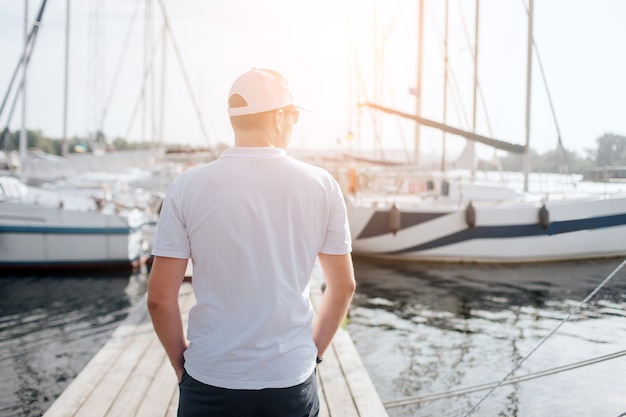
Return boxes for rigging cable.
[417,0,470,133]
[87,0,107,140]
[461,257,626,417]
[123,25,162,141]
[520,0,572,176]
[157,0,211,146]
[0,0,48,123]
[353,46,386,162]
[384,348,626,408]
[99,0,143,132]
[453,0,494,136]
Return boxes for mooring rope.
[460,257,626,417]
[384,349,626,408]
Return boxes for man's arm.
[147,256,189,382]
[313,253,356,360]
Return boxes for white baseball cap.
[227,68,306,116]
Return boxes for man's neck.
[234,131,285,149]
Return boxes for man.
[147,68,355,417]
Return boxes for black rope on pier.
[461,257,626,417]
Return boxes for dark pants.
[178,370,319,417]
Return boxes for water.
[0,271,147,417]
[1,259,625,417]
[348,257,626,417]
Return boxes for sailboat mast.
[20,0,28,165]
[158,1,167,145]
[523,0,534,192]
[62,0,70,157]
[472,0,479,132]
[414,0,424,166]
[470,0,479,175]
[142,0,151,142]
[441,0,449,172]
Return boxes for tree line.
[1,129,152,155]
[2,129,625,174]
[482,133,626,173]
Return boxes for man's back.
[148,68,354,417]
[154,147,350,389]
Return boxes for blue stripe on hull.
[0,256,142,271]
[357,211,447,239]
[383,213,626,254]
[0,225,133,235]
[546,213,626,235]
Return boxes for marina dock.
[43,263,388,417]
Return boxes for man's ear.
[274,109,285,133]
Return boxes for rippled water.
[0,271,147,417]
[2,259,625,417]
[348,257,626,417]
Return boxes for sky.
[1,0,625,164]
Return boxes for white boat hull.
[0,201,144,270]
[347,194,626,263]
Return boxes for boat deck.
[43,263,388,417]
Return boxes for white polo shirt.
[152,147,351,389]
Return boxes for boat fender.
[347,167,358,194]
[538,204,550,231]
[465,202,476,229]
[441,180,450,196]
[389,203,401,236]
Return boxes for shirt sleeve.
[320,177,352,255]
[151,181,191,259]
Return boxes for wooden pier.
[43,263,388,417]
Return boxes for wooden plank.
[44,284,194,417]
[317,372,330,417]
[134,287,195,417]
[332,329,389,417]
[165,387,180,417]
[45,267,388,417]
[318,344,359,417]
[74,321,156,417]
[43,297,152,417]
[310,261,389,417]
[133,359,178,417]
[104,336,166,417]
[309,265,358,417]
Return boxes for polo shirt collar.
[219,147,287,159]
